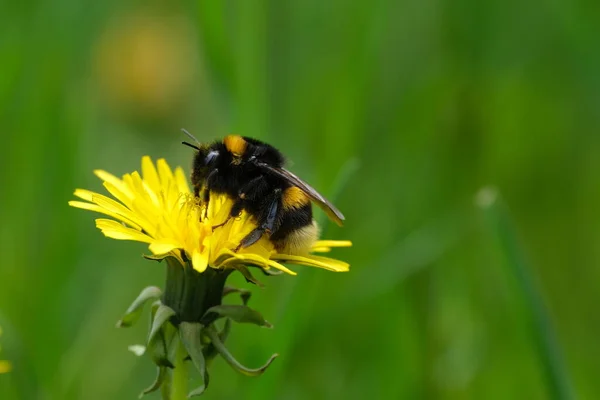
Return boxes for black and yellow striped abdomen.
[270,187,319,254]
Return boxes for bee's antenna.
[182,141,201,151]
[181,128,201,145]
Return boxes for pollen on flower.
[69,156,351,275]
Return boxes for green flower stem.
[170,341,189,400]
[160,371,171,400]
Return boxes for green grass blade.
[477,187,575,400]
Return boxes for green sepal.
[143,253,170,262]
[250,265,284,276]
[261,269,283,276]
[148,302,176,368]
[220,318,232,343]
[117,286,162,328]
[150,323,178,369]
[138,366,167,398]
[179,322,209,396]
[179,322,206,377]
[188,379,209,398]
[163,319,180,364]
[148,304,176,344]
[147,328,173,368]
[205,326,278,377]
[203,319,232,365]
[222,286,252,305]
[203,305,272,328]
[232,265,264,287]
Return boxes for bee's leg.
[201,168,219,219]
[215,175,267,231]
[235,189,281,251]
[235,229,265,251]
[212,200,244,231]
[237,175,267,199]
[211,217,229,231]
[194,184,209,220]
[201,189,210,220]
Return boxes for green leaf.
[139,366,167,398]
[477,187,575,400]
[205,326,278,377]
[204,305,271,328]
[116,286,162,328]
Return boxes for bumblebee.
[182,133,345,254]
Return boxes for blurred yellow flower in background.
[92,10,197,118]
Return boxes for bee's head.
[189,144,221,192]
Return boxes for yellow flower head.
[0,326,11,374]
[69,156,351,275]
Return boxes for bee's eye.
[205,151,219,165]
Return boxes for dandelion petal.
[149,240,181,255]
[192,249,209,273]
[142,156,161,193]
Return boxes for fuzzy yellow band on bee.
[224,135,247,156]
[282,186,310,210]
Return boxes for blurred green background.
[1,0,598,399]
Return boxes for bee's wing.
[257,163,345,226]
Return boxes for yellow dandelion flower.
[0,326,11,374]
[69,155,351,398]
[69,156,351,275]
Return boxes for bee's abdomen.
[271,202,312,239]
[273,186,313,238]
[272,215,319,255]
[281,186,310,210]
[271,187,317,255]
